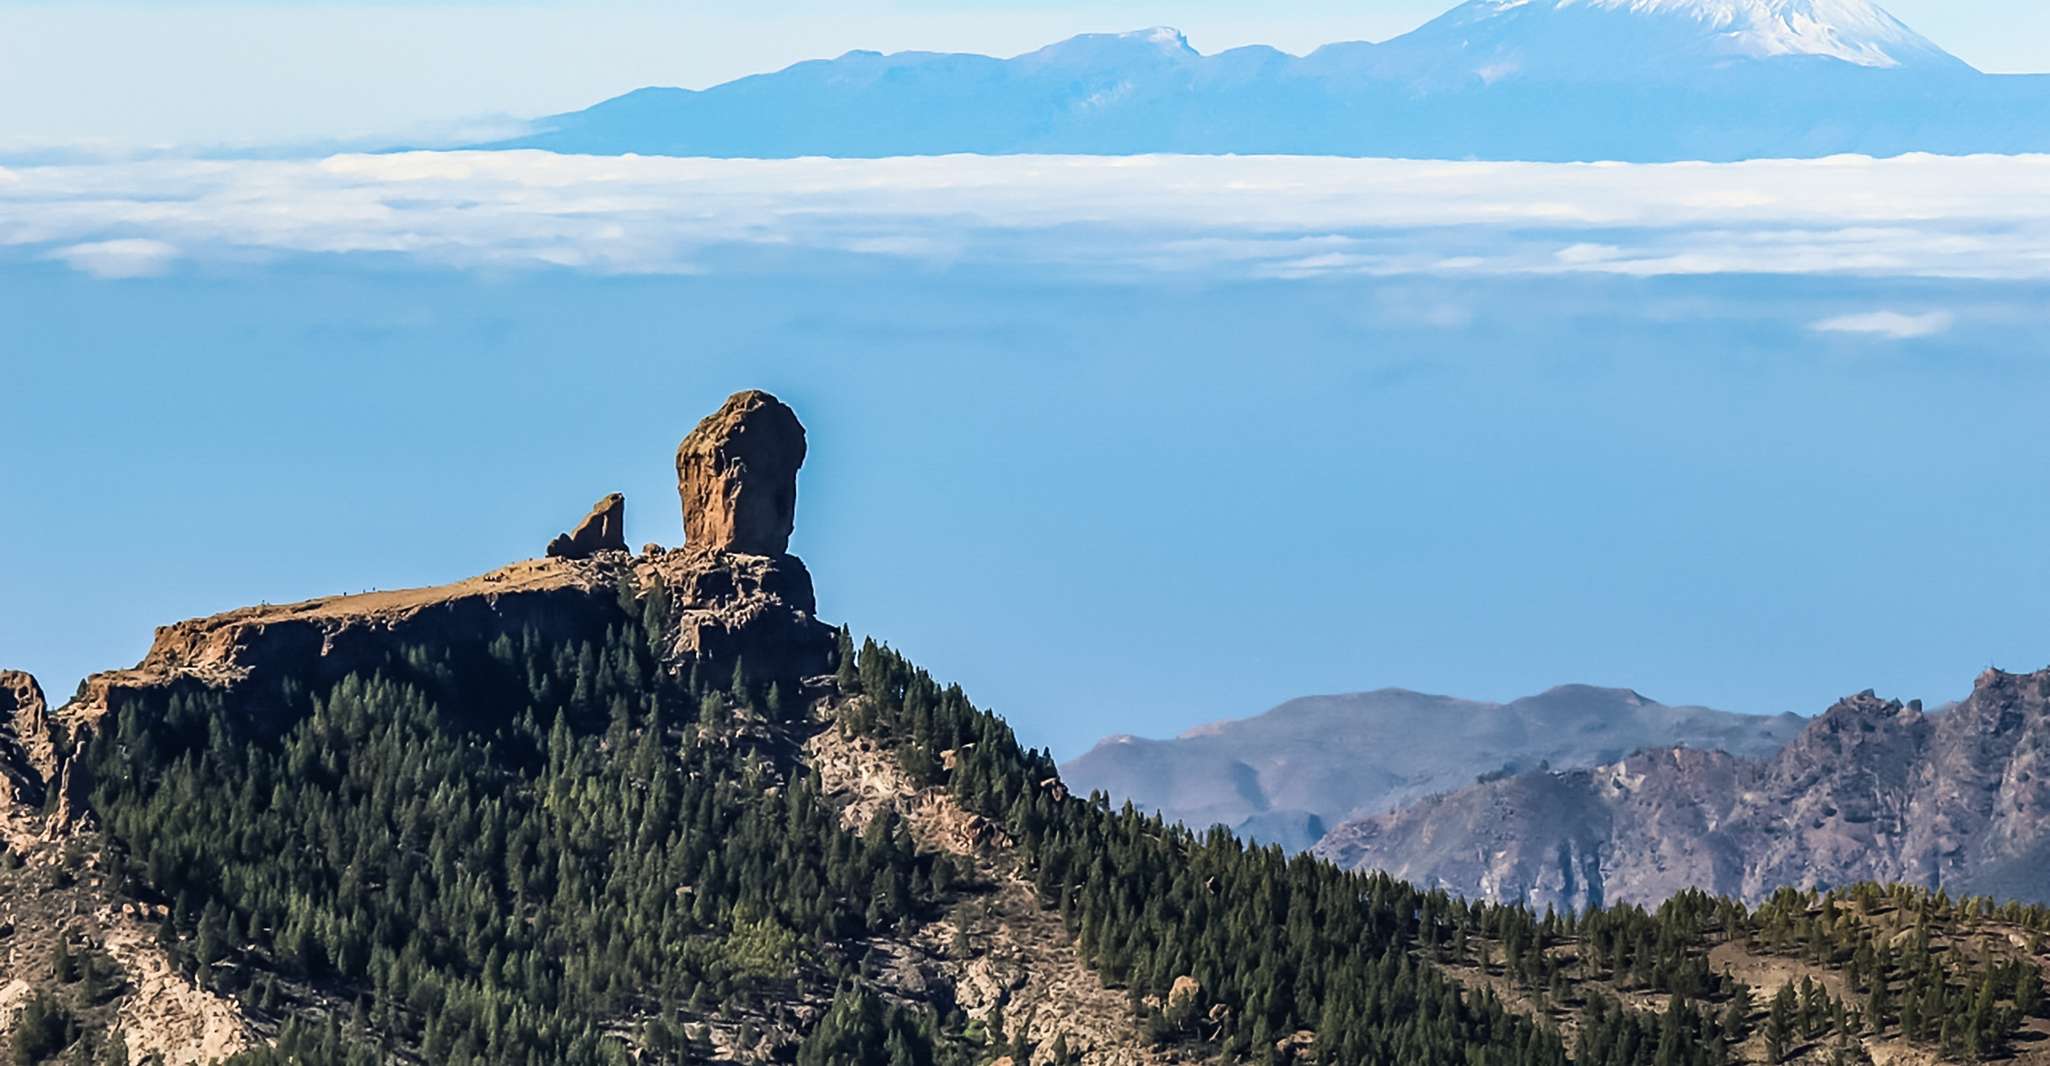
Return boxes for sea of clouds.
[5,151,2050,287]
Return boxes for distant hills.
[1062,684,1804,851]
[1073,667,2050,913]
[1316,668,2050,911]
[480,0,2050,161]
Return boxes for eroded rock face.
[676,390,806,555]
[643,548,832,681]
[0,670,54,808]
[63,550,833,742]
[547,492,627,559]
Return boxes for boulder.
[676,391,806,555]
[547,493,627,559]
[1276,1030,1317,1058]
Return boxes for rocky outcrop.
[647,549,833,681]
[546,492,627,559]
[0,670,55,809]
[676,390,806,555]
[1316,666,2050,909]
[62,551,832,751]
[52,393,837,810]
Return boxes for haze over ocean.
[8,0,2050,755]
[7,161,2048,754]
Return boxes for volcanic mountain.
[479,0,2048,160]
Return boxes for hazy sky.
[5,2,2049,758]
[7,153,2050,757]
[5,0,2048,147]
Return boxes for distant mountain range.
[480,0,2050,161]
[1062,684,1804,852]
[1316,668,2050,910]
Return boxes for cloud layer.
[1811,310,1957,339]
[5,151,2050,282]
[48,237,181,279]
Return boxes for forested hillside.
[4,390,2048,1065]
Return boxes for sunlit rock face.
[676,390,807,556]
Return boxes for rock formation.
[547,492,627,559]
[52,392,838,806]
[676,390,806,555]
[0,670,55,808]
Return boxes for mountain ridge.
[1063,684,1804,852]
[1316,669,2050,911]
[474,0,2049,161]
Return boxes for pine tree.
[835,625,859,692]
[1766,984,1797,1063]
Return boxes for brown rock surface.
[676,390,806,555]
[546,492,627,559]
[60,552,831,743]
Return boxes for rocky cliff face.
[0,670,55,809]
[1064,684,1803,852]
[676,389,806,555]
[1316,668,2050,909]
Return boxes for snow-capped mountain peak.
[495,0,2039,161]
[1452,0,1966,71]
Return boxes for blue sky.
[4,0,2048,147]
[5,2,2049,759]
[6,152,2050,757]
